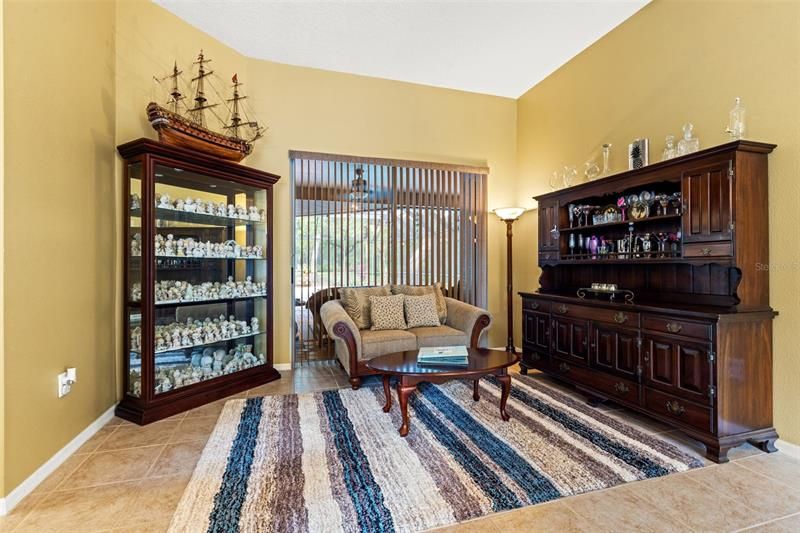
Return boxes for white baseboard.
[274,363,292,371]
[776,439,800,460]
[0,404,116,516]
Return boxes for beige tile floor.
[2,364,798,532]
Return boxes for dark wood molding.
[117,138,280,185]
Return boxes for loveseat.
[320,295,492,389]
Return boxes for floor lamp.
[493,207,527,353]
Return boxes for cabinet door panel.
[534,313,550,351]
[571,321,590,362]
[645,336,675,388]
[552,317,589,364]
[677,343,711,398]
[538,203,559,251]
[592,325,640,379]
[643,334,713,404]
[522,310,536,347]
[682,161,733,243]
[617,332,640,378]
[593,328,616,370]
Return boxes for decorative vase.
[601,143,612,175]
[589,235,599,259]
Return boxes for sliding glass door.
[291,153,488,365]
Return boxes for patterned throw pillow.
[404,293,441,328]
[340,285,391,330]
[391,283,447,324]
[369,294,408,331]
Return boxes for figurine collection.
[130,276,266,303]
[130,314,260,354]
[128,344,266,396]
[130,233,263,259]
[130,193,265,222]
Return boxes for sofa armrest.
[320,300,361,370]
[444,297,492,347]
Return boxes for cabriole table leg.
[382,374,392,412]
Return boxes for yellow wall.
[114,0,518,375]
[516,0,800,442]
[3,0,117,492]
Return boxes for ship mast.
[188,50,217,127]
[224,74,264,141]
[167,61,184,114]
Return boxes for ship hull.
[146,103,252,162]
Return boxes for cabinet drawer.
[551,362,640,404]
[683,242,733,258]
[644,387,713,433]
[551,303,639,327]
[521,350,552,372]
[523,299,550,312]
[642,315,713,340]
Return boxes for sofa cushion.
[410,325,469,348]
[360,329,417,359]
[370,294,408,331]
[404,293,441,328]
[391,283,447,324]
[339,285,391,330]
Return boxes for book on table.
[417,345,469,366]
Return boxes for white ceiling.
[155,0,648,99]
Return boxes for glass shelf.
[131,207,265,228]
[132,330,265,355]
[128,293,267,308]
[559,213,681,233]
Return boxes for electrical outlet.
[58,367,77,398]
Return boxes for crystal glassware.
[584,160,600,181]
[601,143,612,175]
[568,203,575,228]
[581,205,594,226]
[662,134,678,161]
[569,233,576,256]
[563,166,578,187]
[726,96,746,140]
[677,123,700,155]
[549,170,561,190]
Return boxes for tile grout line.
[733,510,800,532]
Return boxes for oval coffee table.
[366,348,519,436]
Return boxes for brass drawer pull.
[665,322,683,333]
[701,247,712,256]
[665,400,686,416]
[614,382,630,394]
[558,362,571,373]
[556,304,568,314]
[613,312,628,324]
[531,302,540,310]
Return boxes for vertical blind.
[290,151,488,362]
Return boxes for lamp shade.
[492,207,527,221]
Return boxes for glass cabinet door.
[135,163,269,396]
[128,162,143,397]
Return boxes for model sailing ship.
[147,51,265,162]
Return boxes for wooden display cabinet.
[117,138,280,424]
[521,140,778,462]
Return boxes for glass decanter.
[726,97,746,140]
[677,123,700,156]
[662,134,678,161]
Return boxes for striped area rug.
[169,374,702,533]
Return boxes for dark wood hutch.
[521,140,778,463]
[117,139,280,424]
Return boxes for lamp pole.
[504,218,515,352]
[492,207,526,353]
